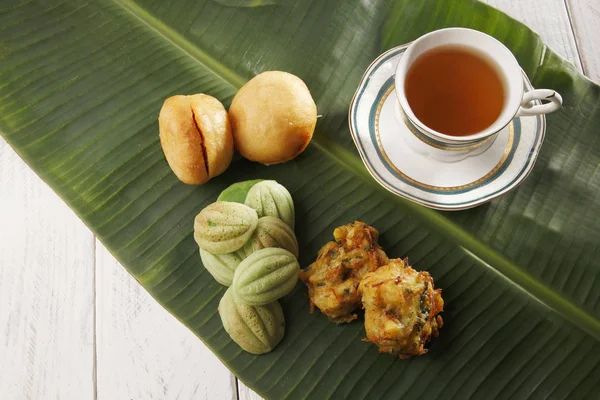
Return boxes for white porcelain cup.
[394,27,562,158]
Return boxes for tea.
[404,45,505,136]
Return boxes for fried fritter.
[299,221,389,323]
[359,259,443,358]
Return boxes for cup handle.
[516,89,563,117]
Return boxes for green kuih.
[199,249,244,286]
[233,247,300,306]
[218,288,285,355]
[194,201,258,254]
[244,180,295,229]
[242,216,300,258]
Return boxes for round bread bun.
[229,71,317,165]
[159,94,234,184]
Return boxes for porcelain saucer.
[348,44,545,210]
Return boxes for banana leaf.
[1,0,599,398]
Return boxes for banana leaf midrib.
[107,0,600,340]
[115,0,245,90]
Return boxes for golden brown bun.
[189,95,234,178]
[229,71,317,165]
[159,94,234,184]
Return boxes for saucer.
[348,44,545,210]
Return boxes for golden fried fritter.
[299,221,389,323]
[359,259,443,358]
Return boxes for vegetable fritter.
[359,259,443,358]
[299,221,389,323]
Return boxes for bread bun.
[159,94,233,184]
[229,71,317,165]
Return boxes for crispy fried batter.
[359,259,443,358]
[299,221,389,323]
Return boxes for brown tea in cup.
[404,45,505,136]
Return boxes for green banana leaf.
[2,0,599,398]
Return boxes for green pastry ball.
[232,247,300,306]
[199,249,243,286]
[229,71,317,165]
[242,216,299,258]
[245,180,295,229]
[219,288,285,354]
[194,201,258,254]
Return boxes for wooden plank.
[0,138,95,399]
[484,0,583,69]
[566,0,600,82]
[238,382,264,400]
[95,241,237,400]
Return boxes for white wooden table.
[1,2,598,399]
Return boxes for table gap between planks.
[0,1,597,399]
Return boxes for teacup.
[394,27,562,161]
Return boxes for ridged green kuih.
[199,248,244,286]
[244,180,295,229]
[242,216,299,258]
[194,201,258,254]
[218,288,285,355]
[233,248,300,305]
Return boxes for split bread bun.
[159,94,234,184]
